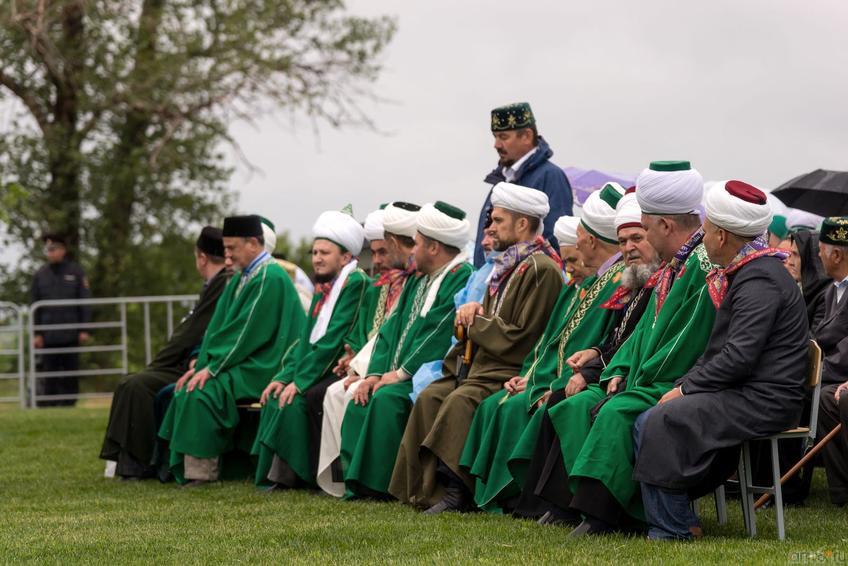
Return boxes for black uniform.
[31,258,91,406]
[99,267,232,478]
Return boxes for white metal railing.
[0,301,26,407]
[27,295,198,408]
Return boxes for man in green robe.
[100,227,232,479]
[389,183,563,512]
[546,161,718,536]
[158,215,305,486]
[459,183,629,512]
[252,207,369,488]
[339,201,474,499]
[317,203,420,496]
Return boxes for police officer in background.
[31,234,92,407]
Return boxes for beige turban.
[636,160,703,215]
[260,218,277,254]
[581,183,625,243]
[704,180,772,237]
[490,182,550,220]
[417,201,470,249]
[615,191,643,232]
[363,209,385,241]
[383,202,421,238]
[554,215,580,246]
[313,209,365,256]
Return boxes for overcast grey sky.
[218,1,847,240]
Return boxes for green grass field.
[0,405,846,564]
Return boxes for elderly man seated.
[633,180,809,540]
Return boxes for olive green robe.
[252,268,369,485]
[389,253,563,508]
[340,262,473,497]
[460,261,625,511]
[158,258,305,483]
[549,243,716,520]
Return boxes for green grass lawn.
[0,406,846,564]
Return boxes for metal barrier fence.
[26,295,198,408]
[0,302,26,407]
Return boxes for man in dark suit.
[99,227,232,479]
[31,234,92,406]
[815,217,848,506]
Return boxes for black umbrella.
[773,169,848,217]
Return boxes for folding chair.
[715,339,823,540]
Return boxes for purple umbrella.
[564,167,636,205]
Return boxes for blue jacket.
[474,136,573,267]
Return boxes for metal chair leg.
[738,455,752,535]
[771,438,786,540]
[742,441,757,537]
[714,484,727,525]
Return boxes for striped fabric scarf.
[376,259,417,313]
[706,234,788,308]
[650,228,704,317]
[489,236,563,297]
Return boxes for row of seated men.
[100,161,848,540]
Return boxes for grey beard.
[621,261,660,289]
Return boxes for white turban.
[260,218,277,254]
[417,201,470,249]
[490,182,550,222]
[704,180,772,237]
[554,215,580,246]
[363,209,385,241]
[580,183,625,243]
[383,202,420,238]
[786,208,824,232]
[636,161,703,215]
[615,192,643,232]
[313,209,365,256]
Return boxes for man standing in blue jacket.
[475,102,573,267]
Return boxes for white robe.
[316,378,363,497]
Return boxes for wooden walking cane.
[455,325,474,383]
[753,423,843,510]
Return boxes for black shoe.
[568,518,614,538]
[537,510,580,527]
[423,485,473,515]
[263,483,284,494]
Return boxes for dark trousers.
[99,367,181,478]
[819,383,848,506]
[37,352,79,407]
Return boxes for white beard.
[621,261,660,290]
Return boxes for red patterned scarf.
[706,235,788,308]
[649,228,705,317]
[376,260,417,312]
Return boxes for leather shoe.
[423,485,473,514]
[537,510,580,527]
[568,519,614,538]
[180,479,212,489]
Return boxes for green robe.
[345,282,383,353]
[252,267,369,486]
[460,261,625,511]
[549,243,716,520]
[340,262,473,497]
[159,258,305,482]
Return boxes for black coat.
[815,284,848,385]
[31,259,91,346]
[794,231,829,331]
[632,256,809,493]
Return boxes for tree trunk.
[90,0,165,297]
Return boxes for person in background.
[474,102,572,267]
[31,233,92,407]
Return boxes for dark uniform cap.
[222,215,263,238]
[820,217,848,247]
[196,226,224,257]
[491,102,535,132]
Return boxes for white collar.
[501,147,538,182]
